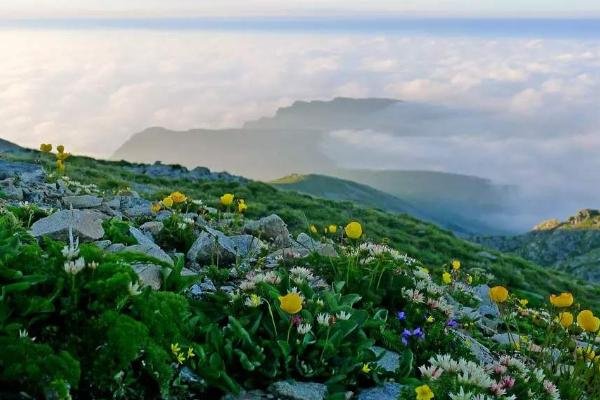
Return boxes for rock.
[106,243,127,252]
[474,284,500,318]
[370,346,400,373]
[62,194,102,209]
[119,196,154,218]
[0,160,44,184]
[123,243,173,266]
[178,366,202,386]
[0,178,24,200]
[222,390,273,400]
[93,240,112,250]
[180,267,197,277]
[492,332,522,346]
[132,263,162,290]
[230,235,264,259]
[104,197,121,209]
[30,209,106,241]
[129,226,154,246]
[139,221,164,236]
[296,233,338,257]
[268,380,327,400]
[187,227,237,266]
[454,330,495,364]
[244,214,291,247]
[357,383,404,400]
[188,279,217,300]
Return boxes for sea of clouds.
[1,28,599,224]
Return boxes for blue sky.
[2,0,600,18]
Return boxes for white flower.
[317,313,331,327]
[88,261,98,270]
[183,217,195,225]
[128,282,142,296]
[401,288,425,303]
[244,294,262,308]
[315,299,324,307]
[418,365,444,380]
[177,223,187,230]
[297,323,312,335]
[64,257,86,275]
[449,387,474,400]
[543,380,560,400]
[62,244,80,260]
[336,311,352,321]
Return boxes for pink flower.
[501,376,515,389]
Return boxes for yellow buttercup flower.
[361,363,372,373]
[519,299,529,307]
[309,224,318,234]
[238,200,248,213]
[40,143,52,153]
[549,292,574,308]
[170,191,187,204]
[344,221,363,239]
[489,286,509,303]
[577,310,600,332]
[278,292,303,314]
[171,343,181,355]
[466,274,473,284]
[56,145,65,153]
[328,224,337,234]
[451,259,461,271]
[56,152,70,161]
[187,347,195,359]
[162,196,174,208]
[220,193,234,206]
[426,316,435,323]
[442,271,452,285]
[415,384,434,400]
[557,311,574,328]
[151,203,162,213]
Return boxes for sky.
[0,3,599,224]
[2,0,600,18]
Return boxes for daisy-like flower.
[418,365,444,380]
[297,323,312,335]
[64,257,86,275]
[543,380,560,400]
[401,288,425,303]
[449,387,474,400]
[244,294,262,308]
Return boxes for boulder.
[30,209,106,241]
[62,195,102,209]
[268,380,327,400]
[0,160,44,184]
[492,332,522,346]
[230,234,264,259]
[119,196,154,218]
[296,233,338,257]
[370,346,400,373]
[0,178,24,200]
[123,243,174,266]
[187,227,237,266]
[454,330,494,364]
[139,221,164,236]
[474,284,500,318]
[244,214,291,247]
[357,383,404,400]
[129,226,155,246]
[132,263,162,290]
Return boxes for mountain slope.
[471,209,600,282]
[4,143,600,304]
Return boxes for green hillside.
[3,149,599,306]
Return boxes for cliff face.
[471,209,600,282]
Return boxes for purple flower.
[412,327,425,340]
[396,311,406,321]
[447,319,458,328]
[401,328,412,345]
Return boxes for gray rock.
[492,332,522,346]
[0,178,24,200]
[268,380,327,400]
[139,221,164,236]
[230,234,264,259]
[296,233,338,257]
[454,330,495,364]
[123,243,174,266]
[104,197,121,209]
[222,390,273,400]
[180,267,197,277]
[474,284,500,318]
[370,346,400,373]
[188,279,217,300]
[93,240,112,250]
[129,226,154,246]
[132,263,162,290]
[0,160,44,184]
[106,243,127,252]
[178,366,202,385]
[119,196,153,218]
[187,227,237,265]
[244,214,291,247]
[357,383,404,400]
[62,194,102,209]
[30,209,106,241]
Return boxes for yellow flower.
[238,200,248,213]
[415,384,434,400]
[442,271,452,285]
[361,363,372,373]
[466,274,473,284]
[519,299,529,307]
[176,352,186,364]
[40,143,52,153]
[557,311,574,328]
[489,286,509,303]
[328,224,337,234]
[187,347,195,359]
[549,292,574,308]
[426,316,435,323]
[56,152,70,161]
[171,343,181,355]
[420,267,430,275]
[577,310,600,332]
[278,292,303,314]
[57,145,65,153]
[344,221,363,239]
[309,224,318,234]
[56,160,65,173]
[151,203,162,213]
[170,191,187,204]
[220,193,234,206]
[162,196,174,208]
[451,259,461,271]
[246,294,262,308]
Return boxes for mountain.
[112,97,519,235]
[0,138,22,152]
[271,172,513,235]
[471,209,600,282]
